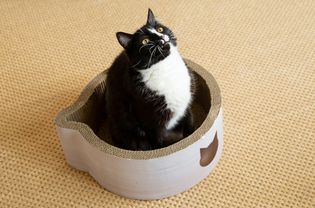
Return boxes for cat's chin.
[162,42,171,51]
[157,52,170,61]
[159,43,171,57]
[160,50,170,57]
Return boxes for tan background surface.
[1,0,314,207]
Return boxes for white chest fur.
[140,45,192,129]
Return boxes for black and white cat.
[106,9,195,150]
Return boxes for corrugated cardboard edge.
[55,59,222,159]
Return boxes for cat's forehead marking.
[147,28,170,42]
[147,28,162,36]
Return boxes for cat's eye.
[157,27,164,33]
[142,38,150,45]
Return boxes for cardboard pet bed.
[55,59,223,200]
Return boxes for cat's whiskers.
[131,60,142,68]
[139,43,154,53]
[157,46,165,58]
[147,47,157,68]
[149,45,156,54]
[147,44,155,58]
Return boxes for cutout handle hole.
[200,132,218,167]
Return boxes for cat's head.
[116,9,177,70]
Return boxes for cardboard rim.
[55,59,221,159]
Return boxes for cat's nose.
[158,39,165,46]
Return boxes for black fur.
[106,9,194,150]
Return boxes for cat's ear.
[116,32,133,49]
[147,8,156,26]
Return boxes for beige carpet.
[1,0,314,207]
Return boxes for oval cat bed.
[55,59,223,200]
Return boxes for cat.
[105,9,195,150]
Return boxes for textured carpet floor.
[1,0,314,207]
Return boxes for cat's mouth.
[156,43,170,58]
